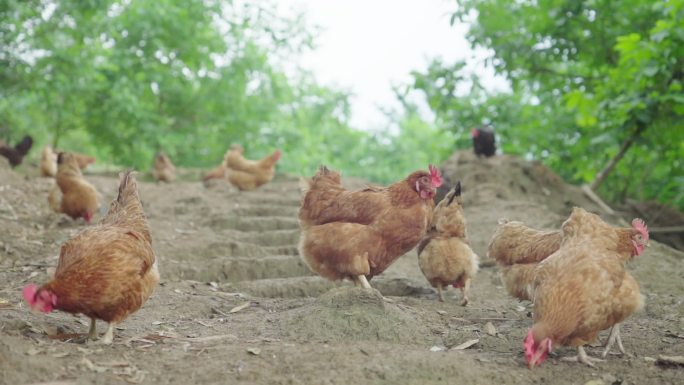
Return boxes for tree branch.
[590,122,645,191]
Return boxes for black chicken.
[0,135,34,167]
[471,126,496,157]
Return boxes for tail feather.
[103,170,151,242]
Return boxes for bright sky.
[276,0,505,130]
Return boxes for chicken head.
[23,284,57,313]
[524,329,552,368]
[414,165,442,200]
[631,218,649,256]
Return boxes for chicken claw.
[561,346,605,368]
[602,324,626,358]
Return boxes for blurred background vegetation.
[1,0,682,210]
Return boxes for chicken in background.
[225,145,281,191]
[41,147,96,177]
[0,135,33,167]
[24,171,159,344]
[471,126,496,157]
[298,165,442,289]
[417,182,479,305]
[48,152,100,223]
[518,208,649,368]
[152,152,176,183]
[71,152,96,170]
[488,220,562,301]
[202,151,228,183]
[40,146,58,177]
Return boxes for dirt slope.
[1,152,682,385]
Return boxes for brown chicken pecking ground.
[0,150,682,385]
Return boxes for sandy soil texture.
[1,151,682,385]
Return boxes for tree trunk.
[590,123,645,191]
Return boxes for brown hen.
[24,171,158,344]
[298,165,442,288]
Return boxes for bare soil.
[1,151,682,385]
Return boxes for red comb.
[523,329,535,361]
[23,284,38,304]
[632,218,649,240]
[428,164,442,188]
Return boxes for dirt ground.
[1,151,682,385]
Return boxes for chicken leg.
[353,275,372,289]
[602,324,626,358]
[561,346,605,368]
[460,278,471,306]
[436,285,446,302]
[101,323,116,345]
[88,317,97,340]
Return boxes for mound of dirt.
[284,287,432,344]
[1,152,683,385]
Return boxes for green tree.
[407,0,684,209]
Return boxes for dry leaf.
[81,357,108,373]
[451,339,479,350]
[124,370,146,384]
[229,302,250,314]
[51,352,70,358]
[436,310,447,316]
[76,347,93,354]
[177,334,237,343]
[26,348,42,356]
[247,347,261,356]
[208,282,218,288]
[483,322,497,336]
[657,355,684,366]
[429,345,446,352]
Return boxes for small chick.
[418,182,479,305]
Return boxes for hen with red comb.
[298,165,439,289]
[517,207,648,368]
[23,170,158,345]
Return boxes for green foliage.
[407,0,684,209]
[1,0,448,185]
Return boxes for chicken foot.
[561,346,605,368]
[601,324,626,358]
